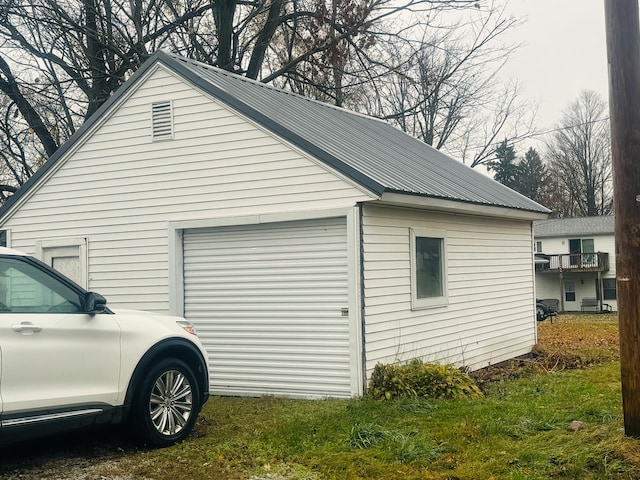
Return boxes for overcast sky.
[500,1,609,130]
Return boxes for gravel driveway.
[0,427,150,480]
[0,428,296,480]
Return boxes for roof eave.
[534,231,615,238]
[378,191,551,221]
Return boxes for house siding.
[362,204,536,374]
[2,66,373,313]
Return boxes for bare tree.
[0,0,519,200]
[546,90,612,217]
[366,2,536,168]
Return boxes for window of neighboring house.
[565,281,576,302]
[581,238,595,266]
[411,228,447,309]
[596,278,617,301]
[0,230,6,247]
[569,238,595,266]
[535,241,542,253]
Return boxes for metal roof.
[533,216,615,238]
[0,51,550,220]
[164,52,549,213]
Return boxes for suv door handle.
[12,322,42,334]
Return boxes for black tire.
[536,305,547,322]
[130,358,201,447]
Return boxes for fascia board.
[379,192,551,221]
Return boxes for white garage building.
[0,52,549,398]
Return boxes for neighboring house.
[0,51,549,399]
[534,216,616,312]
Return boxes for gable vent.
[152,101,173,140]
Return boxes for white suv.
[0,247,209,447]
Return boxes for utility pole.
[605,0,640,437]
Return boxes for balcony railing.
[535,252,609,273]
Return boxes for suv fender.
[123,337,209,417]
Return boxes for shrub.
[368,359,483,400]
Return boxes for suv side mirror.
[85,292,107,314]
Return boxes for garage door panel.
[183,217,351,398]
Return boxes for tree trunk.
[246,0,283,80]
[213,0,238,71]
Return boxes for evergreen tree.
[487,140,520,190]
[517,147,548,203]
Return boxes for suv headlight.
[176,320,197,335]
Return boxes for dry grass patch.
[471,313,619,391]
[536,312,619,366]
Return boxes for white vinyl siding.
[362,204,536,374]
[3,66,373,313]
[183,217,352,398]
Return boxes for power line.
[514,116,610,145]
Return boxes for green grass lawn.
[124,314,640,480]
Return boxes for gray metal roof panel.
[534,216,615,237]
[0,51,550,223]
[165,53,549,213]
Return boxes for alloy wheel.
[148,369,193,436]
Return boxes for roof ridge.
[162,51,390,125]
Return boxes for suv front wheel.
[130,358,201,447]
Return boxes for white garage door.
[183,217,352,398]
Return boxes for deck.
[535,252,609,273]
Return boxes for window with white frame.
[35,238,88,289]
[411,228,447,309]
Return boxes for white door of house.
[183,217,352,398]
[564,281,578,311]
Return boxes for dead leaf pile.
[470,314,619,391]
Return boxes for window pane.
[416,237,443,299]
[565,281,576,302]
[582,239,595,266]
[0,257,83,313]
[603,278,617,300]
